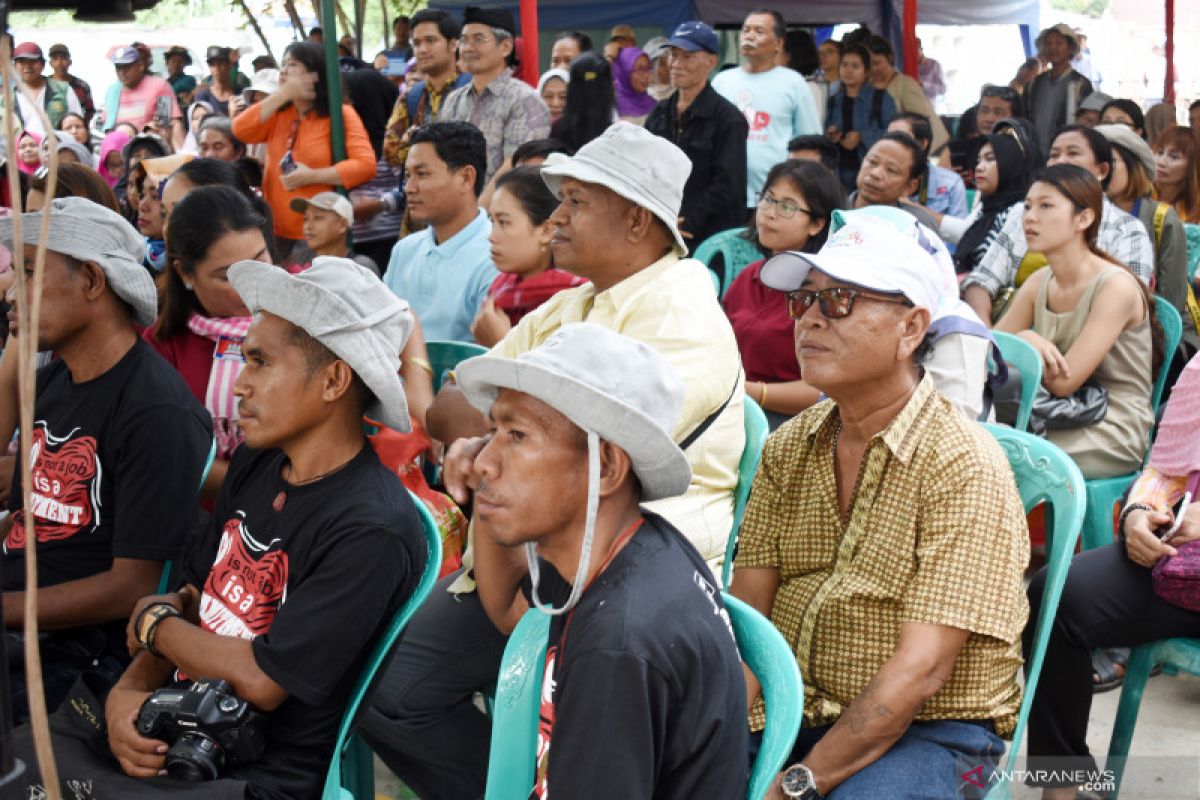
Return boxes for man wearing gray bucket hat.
[3,257,428,799]
[0,197,212,721]
[463,324,747,798]
[365,121,745,798]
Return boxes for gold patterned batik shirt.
[735,377,1030,736]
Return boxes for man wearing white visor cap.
[0,197,212,722]
[7,257,429,800]
[462,323,747,799]
[728,215,1029,798]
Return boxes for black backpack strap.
[679,378,741,451]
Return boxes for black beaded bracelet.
[1116,503,1154,543]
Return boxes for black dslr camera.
[136,679,268,781]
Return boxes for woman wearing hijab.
[537,68,570,125]
[923,123,1035,275]
[612,47,656,125]
[97,129,132,188]
[182,99,215,154]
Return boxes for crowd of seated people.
[0,11,1198,800]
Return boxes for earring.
[184,281,194,290]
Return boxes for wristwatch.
[136,602,181,657]
[780,763,823,799]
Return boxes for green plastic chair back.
[723,398,769,588]
[991,331,1042,433]
[965,188,978,213]
[724,593,804,800]
[485,608,552,800]
[1107,637,1200,794]
[980,424,1085,799]
[691,227,764,298]
[1183,222,1200,281]
[1079,297,1182,551]
[427,340,489,392]
[321,493,443,800]
[486,594,803,800]
[156,438,219,595]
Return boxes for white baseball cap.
[760,210,944,313]
[290,192,354,226]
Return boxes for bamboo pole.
[232,0,276,63]
[2,41,61,800]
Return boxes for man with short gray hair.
[440,6,550,180]
[0,198,212,721]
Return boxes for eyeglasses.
[786,287,912,320]
[757,192,812,219]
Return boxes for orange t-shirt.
[232,103,377,240]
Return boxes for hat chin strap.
[526,431,599,616]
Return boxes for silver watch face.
[781,764,814,796]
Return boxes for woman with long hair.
[996,164,1159,479]
[825,42,895,190]
[550,53,617,153]
[471,165,584,347]
[25,163,119,213]
[1098,124,1197,351]
[232,40,376,260]
[723,159,847,428]
[56,112,90,148]
[1152,126,1200,224]
[611,46,656,124]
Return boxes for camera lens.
[165,732,224,782]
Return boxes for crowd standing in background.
[0,11,1197,800]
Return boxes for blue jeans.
[751,719,1006,799]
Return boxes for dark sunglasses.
[786,287,912,320]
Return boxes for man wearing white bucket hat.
[0,197,212,722]
[463,323,747,798]
[366,120,745,799]
[7,257,428,799]
[729,216,1029,798]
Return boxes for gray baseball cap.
[0,197,155,326]
[456,322,691,501]
[541,121,693,256]
[1096,123,1155,176]
[228,256,414,432]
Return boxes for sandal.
[1091,647,1128,693]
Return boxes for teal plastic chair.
[691,227,764,298]
[484,607,552,800]
[991,331,1043,433]
[723,398,769,589]
[1079,298,1182,551]
[725,593,804,800]
[426,340,488,392]
[1183,222,1200,282]
[486,594,804,800]
[321,494,443,800]
[980,424,1085,799]
[156,438,219,594]
[1106,637,1200,795]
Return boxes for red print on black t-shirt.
[200,513,289,640]
[4,424,100,553]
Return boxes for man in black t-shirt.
[0,198,213,721]
[11,257,426,800]
[460,323,747,799]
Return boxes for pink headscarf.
[98,129,132,187]
[15,131,41,175]
[612,47,656,119]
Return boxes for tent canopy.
[429,0,1039,38]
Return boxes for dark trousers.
[1024,542,1200,779]
[358,570,508,800]
[8,627,127,726]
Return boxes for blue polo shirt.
[924,163,968,218]
[382,209,498,342]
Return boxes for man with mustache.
[713,8,822,214]
[0,198,212,722]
